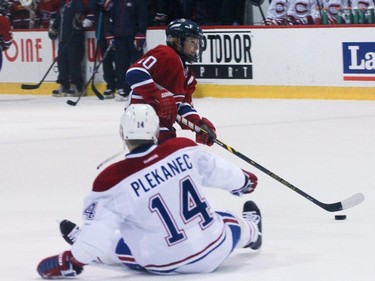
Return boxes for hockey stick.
[90,9,104,100]
[96,149,124,170]
[90,45,104,100]
[66,44,113,106]
[21,55,58,90]
[21,32,74,90]
[249,0,266,22]
[177,115,365,212]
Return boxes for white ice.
[1,95,374,281]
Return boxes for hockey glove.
[231,170,258,196]
[134,33,146,51]
[37,250,84,279]
[153,90,177,128]
[196,117,216,146]
[48,20,59,40]
[82,14,94,28]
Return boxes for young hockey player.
[36,104,262,278]
[126,18,217,146]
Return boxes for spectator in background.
[37,0,61,28]
[319,0,348,24]
[0,0,13,72]
[106,0,148,101]
[48,0,92,97]
[286,0,317,25]
[263,0,289,25]
[351,0,375,23]
[9,0,39,28]
[89,0,117,99]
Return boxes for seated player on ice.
[36,104,262,278]
[126,18,217,146]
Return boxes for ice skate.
[64,85,79,97]
[242,201,262,250]
[60,219,80,245]
[115,89,128,101]
[52,86,69,97]
[104,88,115,99]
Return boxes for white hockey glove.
[231,170,258,196]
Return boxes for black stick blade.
[21,83,41,90]
[91,83,104,100]
[66,99,78,106]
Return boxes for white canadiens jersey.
[350,0,374,9]
[266,0,289,20]
[320,0,349,19]
[287,0,318,19]
[71,137,246,272]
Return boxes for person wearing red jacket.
[37,0,61,28]
[0,0,13,72]
[126,19,216,147]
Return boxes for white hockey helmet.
[120,104,160,142]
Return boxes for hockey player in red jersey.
[126,18,217,146]
[36,104,261,278]
[0,0,13,72]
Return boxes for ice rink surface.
[1,94,374,281]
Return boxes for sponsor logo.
[190,30,253,79]
[342,42,375,81]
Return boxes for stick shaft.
[176,115,362,212]
[67,44,113,106]
[21,32,75,90]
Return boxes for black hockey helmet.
[0,0,10,16]
[166,18,203,63]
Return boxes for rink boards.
[1,25,374,100]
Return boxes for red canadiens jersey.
[37,0,61,28]
[0,15,13,51]
[126,45,199,123]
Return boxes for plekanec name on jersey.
[130,154,193,197]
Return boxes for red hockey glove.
[196,117,216,146]
[134,33,146,51]
[231,170,258,196]
[37,250,84,279]
[153,91,177,128]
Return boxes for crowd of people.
[1,0,246,98]
[3,0,375,29]
[2,0,375,96]
[4,0,246,29]
[264,0,375,25]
